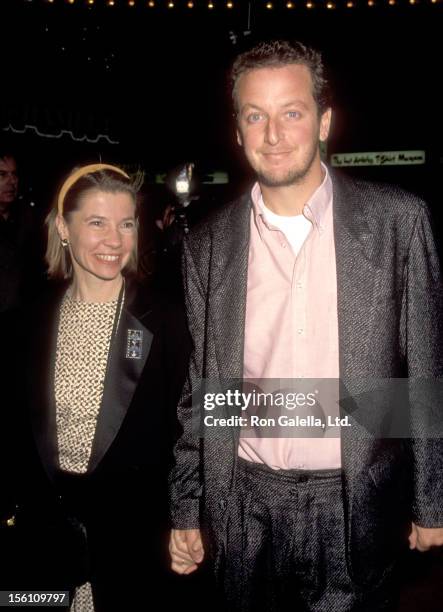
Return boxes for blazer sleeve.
[403,205,443,526]
[169,238,206,529]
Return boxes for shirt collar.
[250,162,333,236]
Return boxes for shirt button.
[296,282,302,289]
[281,243,287,248]
[297,328,303,335]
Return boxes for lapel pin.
[126,329,143,359]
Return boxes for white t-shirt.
[261,201,312,257]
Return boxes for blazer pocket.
[368,454,410,498]
[368,458,392,489]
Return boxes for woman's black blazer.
[0,279,191,603]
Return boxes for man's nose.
[264,117,281,146]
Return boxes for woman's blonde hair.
[45,167,143,280]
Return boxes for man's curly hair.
[231,40,330,116]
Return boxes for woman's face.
[57,189,137,284]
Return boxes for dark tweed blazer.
[170,170,443,588]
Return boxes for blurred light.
[226,1,233,6]
[368,0,375,5]
[129,0,135,5]
[87,0,95,4]
[208,1,214,7]
[266,1,273,7]
[326,1,335,6]
[168,0,174,6]
[107,0,115,5]
[68,0,75,4]
[148,0,155,5]
[306,1,313,7]
[346,0,354,5]
[187,0,194,5]
[286,1,294,6]
[388,0,395,5]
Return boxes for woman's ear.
[55,214,69,242]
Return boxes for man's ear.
[319,108,332,142]
[236,128,243,147]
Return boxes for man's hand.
[409,522,443,551]
[169,528,205,574]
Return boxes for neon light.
[2,124,119,145]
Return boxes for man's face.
[0,156,19,207]
[235,64,331,188]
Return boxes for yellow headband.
[57,163,130,216]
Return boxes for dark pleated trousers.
[213,458,399,612]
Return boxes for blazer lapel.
[333,173,382,380]
[28,285,66,481]
[209,194,251,379]
[88,290,153,472]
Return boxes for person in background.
[0,164,190,611]
[0,147,44,312]
[152,162,205,303]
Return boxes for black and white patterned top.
[55,294,118,474]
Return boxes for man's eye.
[247,113,263,124]
[122,221,135,230]
[287,111,301,119]
[89,220,103,227]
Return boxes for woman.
[0,164,190,610]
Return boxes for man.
[169,40,443,610]
[0,152,19,216]
[0,149,42,312]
